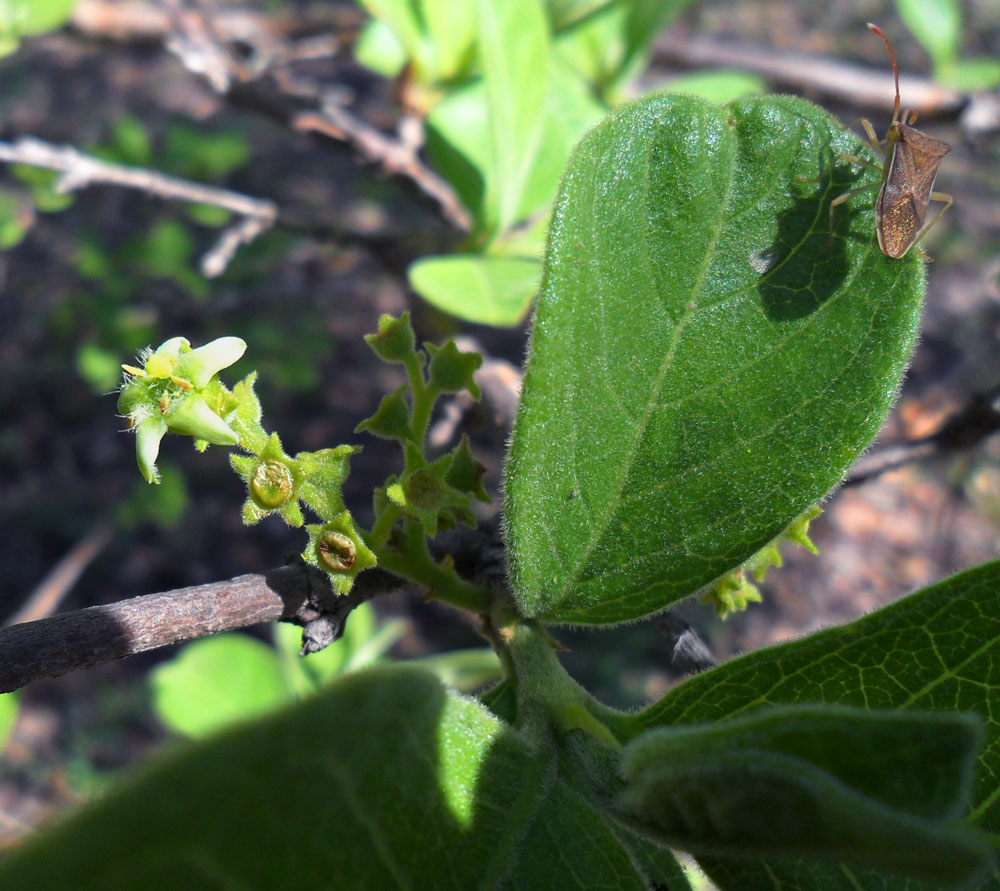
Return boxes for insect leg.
[912,191,953,261]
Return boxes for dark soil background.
[1,0,999,845]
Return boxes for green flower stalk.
[118,336,247,483]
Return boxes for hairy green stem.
[403,352,434,442]
[374,519,492,614]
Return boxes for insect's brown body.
[875,119,951,258]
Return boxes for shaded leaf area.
[0,665,689,889]
[505,93,923,625]
[618,705,988,888]
[613,559,1000,890]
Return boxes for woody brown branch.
[0,564,402,694]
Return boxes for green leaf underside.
[621,559,1000,890]
[409,255,541,327]
[0,665,688,889]
[505,94,923,624]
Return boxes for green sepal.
[701,506,822,618]
[297,445,360,522]
[426,339,482,399]
[304,512,377,594]
[445,434,491,503]
[364,312,418,364]
[355,385,415,442]
[230,433,306,527]
[699,569,763,618]
[784,505,821,554]
[227,372,267,455]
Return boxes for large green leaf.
[618,559,1000,889]
[0,664,691,889]
[504,94,924,625]
[0,667,544,889]
[618,705,988,886]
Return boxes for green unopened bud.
[364,313,416,363]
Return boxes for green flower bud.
[364,313,416,364]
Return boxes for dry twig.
[0,563,405,694]
[293,107,472,232]
[6,523,114,627]
[0,137,277,277]
[655,31,966,117]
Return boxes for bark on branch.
[0,563,403,694]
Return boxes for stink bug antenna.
[867,23,906,127]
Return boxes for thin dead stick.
[846,386,1000,487]
[293,108,472,232]
[0,564,404,694]
[7,523,114,627]
[0,136,277,277]
[655,32,965,117]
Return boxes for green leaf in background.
[658,70,768,104]
[0,189,30,248]
[551,0,695,99]
[475,0,550,234]
[357,0,477,87]
[149,634,290,738]
[546,0,613,31]
[408,647,503,691]
[0,0,77,57]
[353,16,408,78]
[618,705,988,886]
[10,165,74,213]
[620,0,697,88]
[409,255,541,326]
[163,124,249,180]
[426,59,604,236]
[76,342,124,393]
[0,667,549,890]
[113,463,190,530]
[504,94,924,625]
[0,692,18,754]
[619,559,1000,889]
[940,57,1000,91]
[895,0,961,69]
